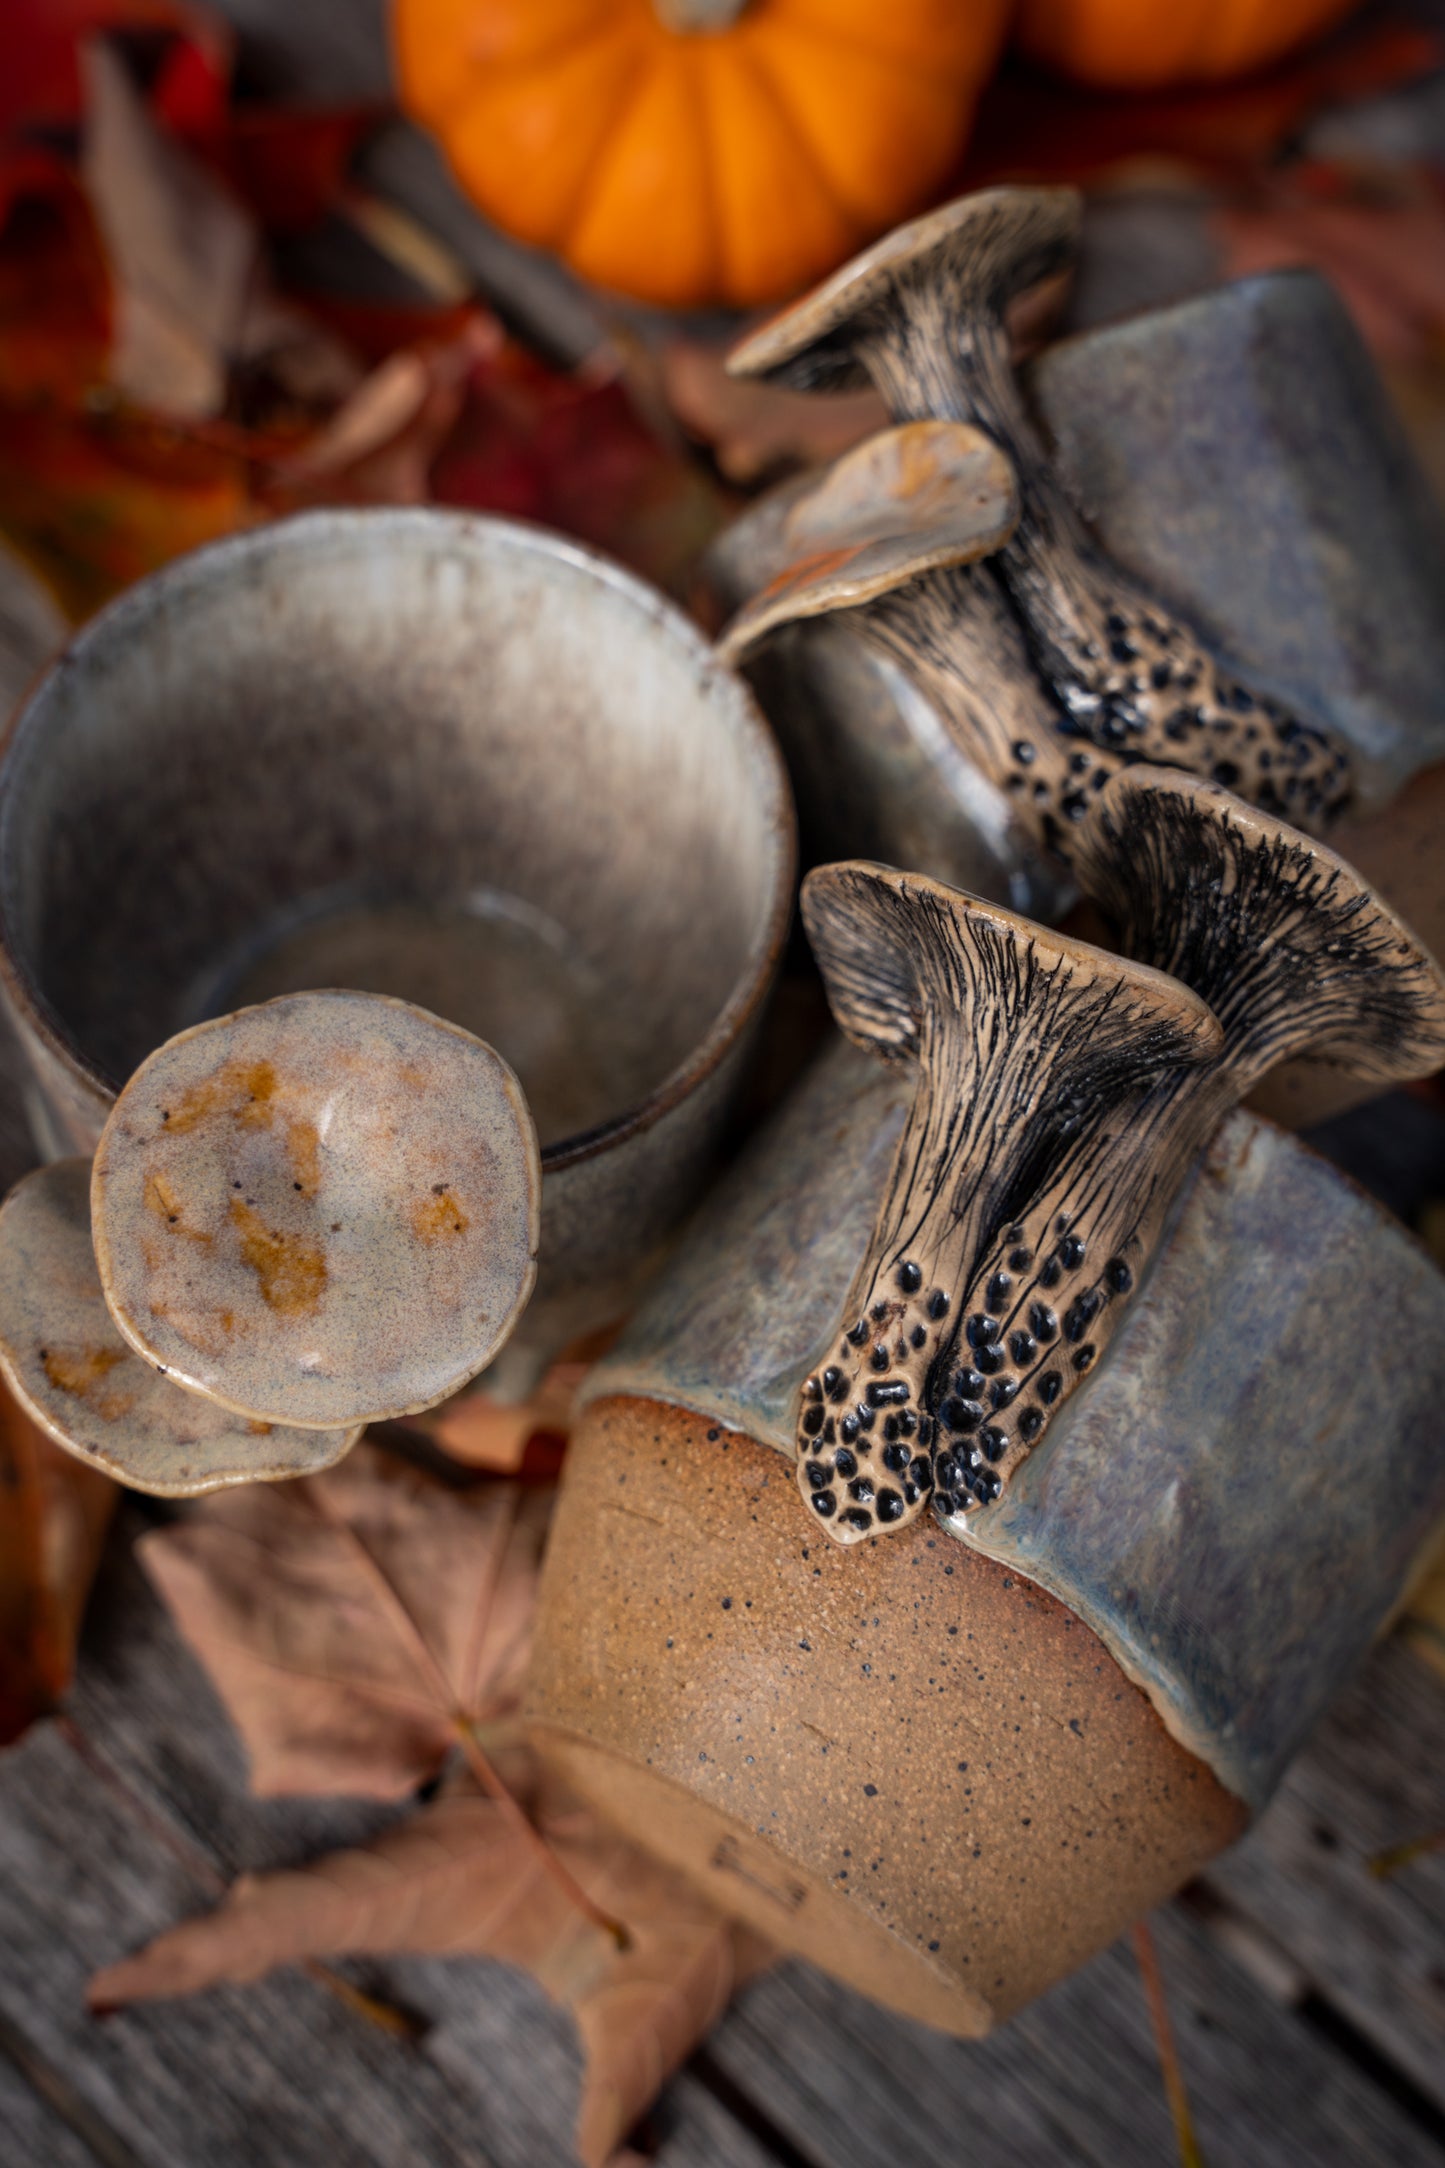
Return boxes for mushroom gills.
[796,790,1445,1546]
[796,861,1221,1546]
[729,184,1356,854]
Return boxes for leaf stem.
[1368,1826,1445,1878]
[1132,1916,1206,2168]
[301,1480,629,1951]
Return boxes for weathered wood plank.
[1202,1636,1445,2113]
[0,2027,113,2168]
[0,1714,519,2168]
[707,1900,1445,2168]
[0,1523,774,2168]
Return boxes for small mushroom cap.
[0,1159,362,1495]
[714,422,1019,665]
[727,187,1082,395]
[1077,766,1445,1085]
[91,991,541,1431]
[801,859,1222,1073]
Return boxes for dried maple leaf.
[0,1372,116,1746]
[80,37,356,420]
[138,1442,547,1798]
[88,1747,766,2168]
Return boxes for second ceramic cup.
[0,509,795,1381]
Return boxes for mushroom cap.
[727,187,1082,395]
[802,859,1222,1074]
[0,1159,362,1495]
[91,990,541,1431]
[1076,767,1445,1085]
[715,421,1019,665]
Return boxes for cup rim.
[0,507,797,1171]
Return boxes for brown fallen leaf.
[0,1371,116,1746]
[272,314,502,503]
[88,1744,767,2168]
[80,36,356,419]
[661,338,885,487]
[138,1441,546,1798]
[420,1358,590,1475]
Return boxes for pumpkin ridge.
[555,38,660,256]
[763,3,980,82]
[687,45,724,304]
[722,38,858,247]
[463,12,632,82]
[736,26,961,233]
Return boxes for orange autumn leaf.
[138,1443,549,1798]
[88,1747,765,2168]
[0,1372,116,1746]
[0,401,253,624]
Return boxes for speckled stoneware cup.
[525,1042,1445,2035]
[0,511,794,1382]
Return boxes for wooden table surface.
[1,1520,1442,2168]
[2,8,1444,2157]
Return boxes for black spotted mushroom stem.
[794,861,1223,1546]
[728,187,1355,850]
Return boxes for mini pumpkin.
[391,0,1011,308]
[1015,0,1360,91]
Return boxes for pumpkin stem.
[653,0,749,28]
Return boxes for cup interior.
[0,512,791,1153]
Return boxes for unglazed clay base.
[525,1396,1245,2034]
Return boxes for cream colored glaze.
[0,1159,361,1495]
[91,990,540,1430]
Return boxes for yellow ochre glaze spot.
[411,1184,470,1243]
[229,1198,328,1316]
[160,1057,322,1197]
[41,1344,136,1421]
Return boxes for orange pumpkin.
[1015,0,1361,91]
[391,0,1011,309]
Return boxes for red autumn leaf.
[1213,163,1445,366]
[0,0,195,138]
[0,1373,116,1748]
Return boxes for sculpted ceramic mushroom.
[0,1160,362,1495]
[728,187,1356,852]
[90,990,541,1432]
[799,775,1445,1544]
[795,860,1222,1543]
[714,420,1018,666]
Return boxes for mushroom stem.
[799,798,1445,1545]
[795,862,1222,1545]
[729,188,1355,847]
